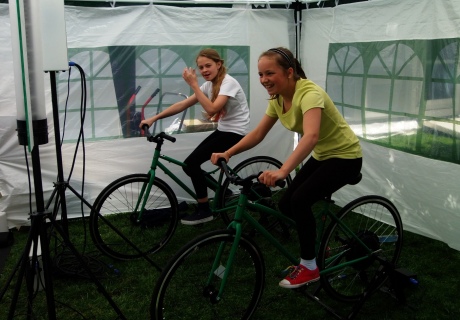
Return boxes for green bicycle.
[151,160,403,319]
[89,130,292,261]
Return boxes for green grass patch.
[1,209,459,319]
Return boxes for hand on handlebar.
[258,169,287,187]
[139,118,154,129]
[211,152,230,165]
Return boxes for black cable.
[73,63,88,253]
[66,63,86,183]
[60,66,71,147]
[51,62,91,275]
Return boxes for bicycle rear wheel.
[317,195,403,302]
[218,156,292,236]
[90,174,178,260]
[151,230,265,320]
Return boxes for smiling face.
[258,56,291,96]
[196,56,222,82]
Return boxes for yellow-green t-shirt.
[265,79,362,161]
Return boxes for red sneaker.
[279,265,320,289]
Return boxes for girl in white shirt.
[140,48,250,225]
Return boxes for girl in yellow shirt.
[211,47,362,289]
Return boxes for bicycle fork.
[205,199,247,303]
[133,153,161,222]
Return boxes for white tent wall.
[0,4,294,227]
[302,0,460,250]
[1,0,459,251]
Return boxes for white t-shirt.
[200,74,250,136]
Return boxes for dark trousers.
[278,156,362,260]
[183,130,244,199]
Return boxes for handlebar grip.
[159,132,176,143]
[256,171,286,188]
[151,88,160,98]
[218,158,235,182]
[142,124,151,135]
[217,158,228,169]
[275,180,286,188]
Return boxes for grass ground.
[1,209,459,320]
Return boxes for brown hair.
[196,48,227,102]
[259,47,307,100]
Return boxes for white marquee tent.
[0,0,459,250]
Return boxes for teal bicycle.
[151,160,403,319]
[89,130,292,261]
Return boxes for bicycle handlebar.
[218,158,286,188]
[142,124,176,143]
[150,88,161,98]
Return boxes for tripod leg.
[39,217,57,319]
[48,215,126,319]
[7,213,57,320]
[7,222,35,318]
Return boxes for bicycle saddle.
[348,173,362,185]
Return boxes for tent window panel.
[456,84,460,117]
[395,44,423,78]
[388,115,418,151]
[392,79,423,115]
[136,49,161,76]
[159,48,188,75]
[59,45,250,142]
[343,76,362,107]
[330,45,363,74]
[364,111,389,141]
[57,81,83,112]
[91,50,113,78]
[343,107,363,137]
[365,78,392,111]
[342,106,362,125]
[425,96,453,118]
[58,112,94,141]
[430,80,454,100]
[93,80,118,108]
[421,121,456,162]
[326,75,343,104]
[226,49,249,73]
[93,110,123,138]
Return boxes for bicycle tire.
[218,156,293,235]
[90,174,178,260]
[317,195,403,302]
[151,229,265,320]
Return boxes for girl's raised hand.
[182,67,198,86]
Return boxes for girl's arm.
[258,107,321,186]
[140,94,198,128]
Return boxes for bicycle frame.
[131,144,229,222]
[208,186,381,300]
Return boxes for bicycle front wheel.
[90,174,178,260]
[151,230,265,320]
[218,156,292,232]
[317,195,403,302]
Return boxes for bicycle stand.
[346,256,417,319]
[296,256,417,320]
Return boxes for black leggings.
[278,157,362,260]
[183,130,244,199]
